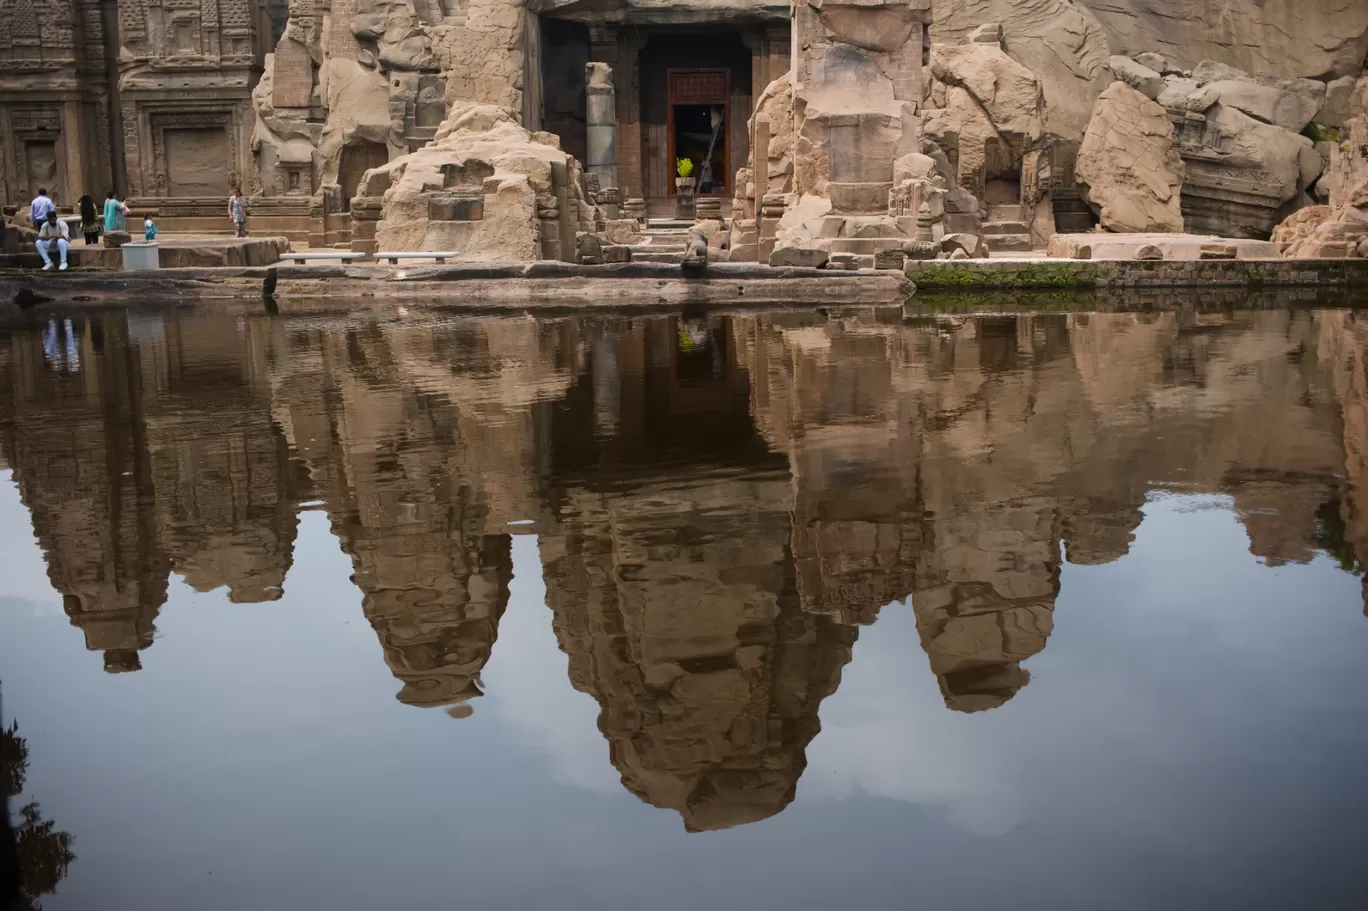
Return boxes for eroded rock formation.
[1076,82,1185,232]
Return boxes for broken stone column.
[767,0,934,266]
[586,63,618,193]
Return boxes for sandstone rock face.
[362,104,597,261]
[926,42,1047,192]
[930,0,1112,140]
[1318,77,1358,128]
[1198,73,1325,134]
[1076,82,1185,232]
[1078,0,1368,82]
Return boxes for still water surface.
[2,304,1368,909]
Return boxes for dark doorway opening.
[338,140,388,212]
[672,104,727,196]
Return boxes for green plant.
[1303,122,1343,144]
[676,157,694,179]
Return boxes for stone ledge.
[907,258,1368,289]
[0,262,913,309]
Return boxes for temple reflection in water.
[2,306,1366,830]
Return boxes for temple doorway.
[338,140,388,211]
[639,33,752,205]
[667,69,729,197]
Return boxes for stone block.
[940,233,982,257]
[769,246,829,268]
[602,244,632,264]
[1107,56,1164,100]
[902,240,940,260]
[874,249,906,270]
[1136,244,1164,260]
[603,219,642,245]
[1199,244,1238,259]
[103,231,132,248]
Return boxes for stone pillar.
[523,12,543,130]
[592,332,620,436]
[61,101,86,209]
[766,24,791,82]
[585,62,617,191]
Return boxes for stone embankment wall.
[907,258,1368,289]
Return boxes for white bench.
[284,251,370,265]
[374,251,458,264]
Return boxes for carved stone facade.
[0,0,117,208]
[0,0,281,228]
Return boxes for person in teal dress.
[101,190,127,233]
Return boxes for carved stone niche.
[390,73,448,152]
[429,163,496,222]
[9,108,64,204]
[149,110,240,197]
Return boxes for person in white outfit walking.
[37,211,70,271]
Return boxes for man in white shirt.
[29,188,55,224]
[37,211,70,271]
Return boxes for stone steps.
[985,233,1033,252]
[1052,190,1096,233]
[981,220,1029,236]
[985,204,1025,222]
[631,251,684,264]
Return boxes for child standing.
[143,215,158,241]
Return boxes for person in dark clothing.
[77,195,100,245]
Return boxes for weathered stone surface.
[941,233,984,257]
[1107,55,1164,100]
[769,246,830,268]
[1316,77,1358,128]
[1134,52,1174,75]
[1076,83,1186,233]
[1135,243,1164,260]
[1203,78,1325,134]
[1286,172,1368,257]
[1174,101,1322,237]
[930,0,1112,141]
[360,104,597,261]
[1271,205,1333,246]
[1081,0,1368,82]
[603,219,642,245]
[1045,231,1280,259]
[1155,76,1201,110]
[874,249,907,269]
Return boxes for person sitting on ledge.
[37,211,70,272]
